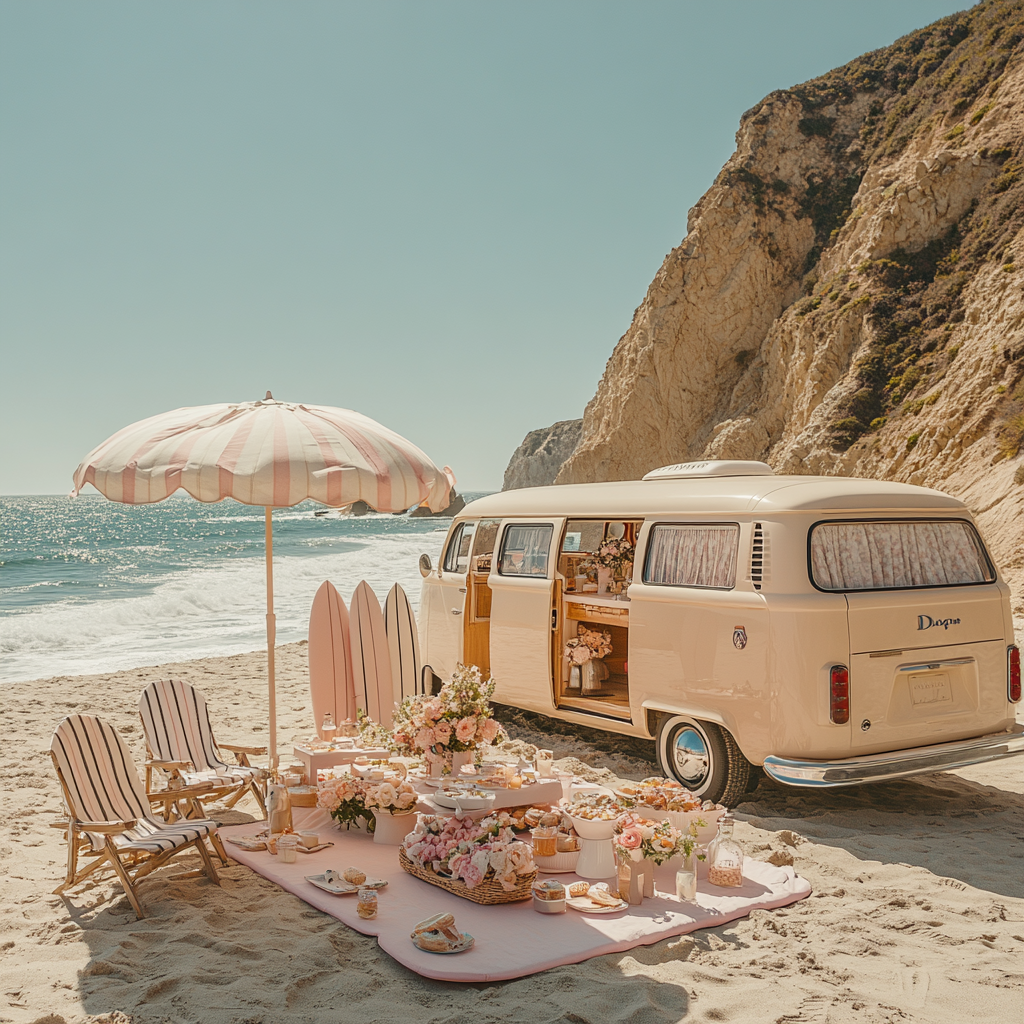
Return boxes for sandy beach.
[2,641,1021,1024]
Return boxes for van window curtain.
[643,524,739,589]
[499,524,553,577]
[810,520,994,591]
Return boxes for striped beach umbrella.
[71,392,455,765]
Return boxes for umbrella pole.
[265,506,278,769]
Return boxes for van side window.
[498,524,553,577]
[643,524,739,589]
[809,519,995,592]
[443,521,476,574]
[471,519,501,575]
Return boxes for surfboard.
[349,580,395,727]
[307,580,356,733]
[384,582,422,702]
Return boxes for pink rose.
[414,727,436,751]
[434,720,452,745]
[481,718,499,743]
[455,717,476,743]
[616,828,643,851]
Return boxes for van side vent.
[749,523,769,590]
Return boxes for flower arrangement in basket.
[563,625,613,666]
[391,663,507,768]
[612,811,706,866]
[317,773,374,831]
[402,812,535,895]
[596,536,634,578]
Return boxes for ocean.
[0,494,484,683]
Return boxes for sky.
[0,0,971,495]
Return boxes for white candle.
[675,869,696,901]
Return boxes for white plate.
[412,931,475,954]
[432,791,497,810]
[565,892,626,917]
[305,873,388,895]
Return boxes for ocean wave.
[1,529,446,683]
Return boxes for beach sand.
[2,642,1021,1024]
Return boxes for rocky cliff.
[552,1,1024,610]
[503,418,582,489]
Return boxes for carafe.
[321,712,337,745]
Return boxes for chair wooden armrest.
[147,759,192,771]
[147,780,216,801]
[75,819,137,834]
[218,743,267,756]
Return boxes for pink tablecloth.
[220,810,811,983]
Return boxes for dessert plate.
[565,883,628,914]
[432,790,496,811]
[411,932,475,954]
[305,873,388,895]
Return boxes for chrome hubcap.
[671,727,710,788]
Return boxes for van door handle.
[551,609,558,630]
[451,609,463,616]
[458,587,467,593]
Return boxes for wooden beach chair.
[49,714,224,919]
[139,679,267,819]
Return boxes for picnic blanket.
[220,810,811,982]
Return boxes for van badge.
[917,614,961,631]
[733,626,747,650]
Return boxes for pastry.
[412,912,461,942]
[587,886,623,908]
[539,811,561,828]
[567,881,590,898]
[533,879,565,901]
[343,867,366,885]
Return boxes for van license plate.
[908,672,952,706]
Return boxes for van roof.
[462,475,967,518]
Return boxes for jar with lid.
[357,887,378,919]
[706,815,744,887]
[321,712,337,744]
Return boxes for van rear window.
[809,520,995,592]
[643,524,739,589]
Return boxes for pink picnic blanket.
[220,810,811,982]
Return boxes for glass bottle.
[321,712,337,745]
[706,815,744,887]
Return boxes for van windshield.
[809,519,995,592]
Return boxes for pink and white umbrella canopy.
[71,394,455,512]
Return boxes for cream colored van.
[417,461,1023,804]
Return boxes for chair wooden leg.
[208,830,229,866]
[57,827,80,893]
[248,780,267,818]
[193,837,221,885]
[104,839,145,919]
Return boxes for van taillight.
[830,665,850,724]
[1009,646,1021,703]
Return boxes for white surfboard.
[349,580,395,727]
[384,582,422,701]
[308,580,356,731]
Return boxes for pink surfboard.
[384,582,422,701]
[350,580,395,727]
[308,581,356,732]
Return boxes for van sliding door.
[488,519,563,713]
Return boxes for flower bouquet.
[363,777,420,844]
[613,811,704,866]
[356,707,396,752]
[400,812,536,903]
[391,663,507,772]
[563,626,613,666]
[596,536,634,578]
[316,772,374,832]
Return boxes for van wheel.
[655,716,752,807]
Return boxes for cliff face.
[556,1,1024,608]
[503,419,582,490]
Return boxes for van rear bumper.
[762,725,1024,788]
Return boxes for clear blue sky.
[1,0,969,494]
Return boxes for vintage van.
[417,461,1023,804]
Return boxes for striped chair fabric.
[140,679,260,788]
[50,714,219,853]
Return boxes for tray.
[305,873,388,895]
[565,883,627,914]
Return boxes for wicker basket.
[398,847,536,904]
